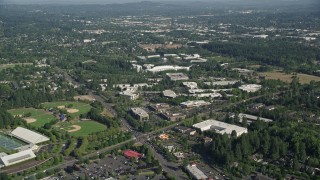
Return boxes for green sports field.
[8,108,56,128]
[41,101,92,118]
[67,121,107,137]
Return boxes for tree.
[242,117,248,128]
[293,155,300,171]
[231,130,237,139]
[146,148,152,164]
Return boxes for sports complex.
[0,127,49,167]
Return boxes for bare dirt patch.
[74,95,96,102]
[68,125,81,132]
[23,117,37,124]
[67,109,79,113]
[57,106,66,109]
[259,71,320,84]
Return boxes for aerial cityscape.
[0,0,319,179]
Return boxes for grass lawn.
[8,108,56,128]
[259,71,320,84]
[66,121,107,137]
[41,101,92,118]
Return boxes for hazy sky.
[0,0,318,4]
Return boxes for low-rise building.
[193,93,222,99]
[204,80,239,86]
[147,55,161,59]
[175,126,191,133]
[193,119,248,137]
[181,100,211,108]
[11,127,50,145]
[264,105,276,111]
[186,164,208,180]
[149,103,170,112]
[173,152,185,160]
[123,150,143,159]
[159,133,169,140]
[182,82,198,89]
[251,103,265,110]
[163,90,177,98]
[239,84,262,92]
[186,129,197,136]
[203,137,213,146]
[147,65,190,73]
[0,150,36,167]
[131,108,149,121]
[232,68,254,74]
[161,112,186,121]
[113,84,131,90]
[119,91,139,100]
[238,113,273,123]
[166,73,189,81]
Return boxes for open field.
[59,121,107,137]
[42,101,92,118]
[0,63,33,71]
[8,108,55,127]
[259,71,320,84]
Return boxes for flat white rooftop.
[163,90,177,98]
[0,149,36,166]
[147,65,190,73]
[193,119,248,137]
[181,100,211,107]
[239,113,273,123]
[205,80,239,86]
[182,82,198,89]
[11,127,50,145]
[239,84,262,92]
[193,93,222,98]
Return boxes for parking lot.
[61,155,165,180]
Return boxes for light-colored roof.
[0,149,36,166]
[193,119,248,137]
[166,73,189,81]
[239,113,273,122]
[131,108,149,117]
[193,93,222,98]
[205,80,239,86]
[182,82,198,89]
[186,164,208,180]
[239,84,262,92]
[11,127,50,144]
[163,90,177,98]
[147,66,190,73]
[181,100,211,107]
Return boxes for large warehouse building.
[11,127,50,145]
[193,119,248,137]
[186,164,208,180]
[0,149,36,167]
